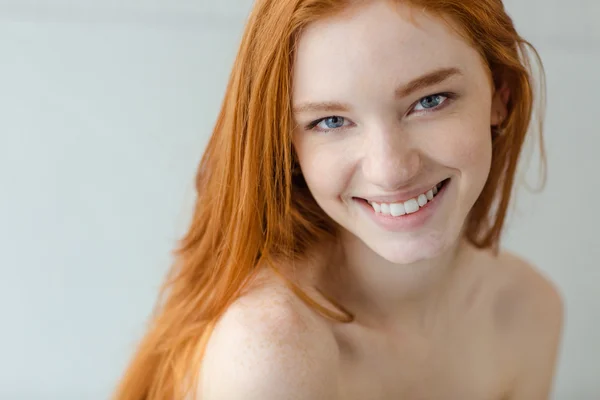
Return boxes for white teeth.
[368,181,445,216]
[404,199,419,214]
[390,203,406,216]
[380,203,391,215]
[372,202,381,213]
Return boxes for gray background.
[0,0,598,398]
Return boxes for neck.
[317,232,470,329]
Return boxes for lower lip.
[355,180,449,232]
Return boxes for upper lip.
[358,179,447,204]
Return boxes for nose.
[361,130,422,191]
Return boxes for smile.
[365,179,449,217]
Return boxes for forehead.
[292,1,486,102]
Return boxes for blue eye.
[304,92,455,132]
[307,116,349,132]
[320,116,346,129]
[413,94,449,112]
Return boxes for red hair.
[113,0,545,398]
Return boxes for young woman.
[115,0,563,399]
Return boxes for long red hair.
[114,0,545,398]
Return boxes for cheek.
[427,119,492,174]
[294,139,353,200]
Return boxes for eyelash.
[305,92,456,133]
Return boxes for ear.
[491,82,510,127]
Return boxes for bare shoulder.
[493,250,564,331]
[492,250,564,399]
[198,270,340,400]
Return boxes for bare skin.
[198,2,563,398]
[200,243,562,400]
[318,241,563,399]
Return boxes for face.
[291,1,508,264]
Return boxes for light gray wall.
[0,1,598,399]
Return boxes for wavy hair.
[114,0,545,398]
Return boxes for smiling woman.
[114,1,562,399]
[291,4,505,265]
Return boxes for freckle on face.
[291,2,494,264]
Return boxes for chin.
[364,230,454,265]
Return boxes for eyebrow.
[395,67,463,98]
[292,67,463,114]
